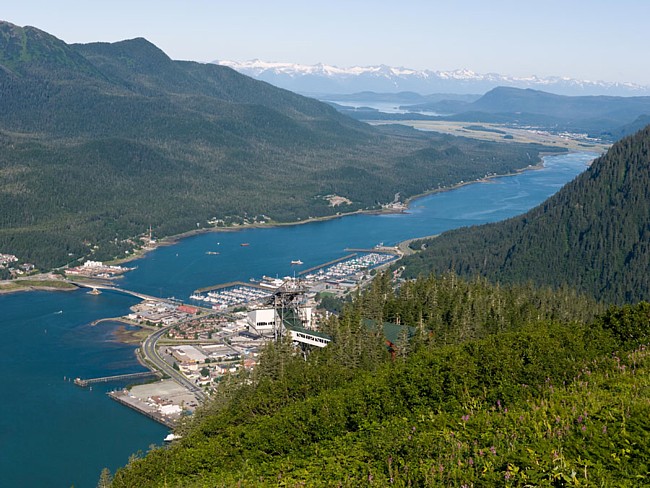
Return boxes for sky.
[3,0,649,85]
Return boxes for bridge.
[69,281,176,303]
[74,371,161,387]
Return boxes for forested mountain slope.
[109,274,650,486]
[401,125,650,304]
[0,21,559,269]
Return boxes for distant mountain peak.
[0,20,99,76]
[215,59,650,96]
[74,36,172,66]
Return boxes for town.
[75,248,400,426]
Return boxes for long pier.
[74,371,161,387]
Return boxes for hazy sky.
[3,0,649,85]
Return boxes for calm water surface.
[0,151,595,487]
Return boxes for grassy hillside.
[400,125,650,304]
[108,274,650,487]
[0,21,561,269]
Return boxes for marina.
[190,284,273,309]
[301,252,398,281]
[298,253,358,276]
[190,251,400,309]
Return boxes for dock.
[108,390,176,427]
[74,371,161,387]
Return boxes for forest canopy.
[109,273,650,487]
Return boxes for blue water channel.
[0,151,596,487]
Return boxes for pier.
[74,371,161,387]
[108,390,176,427]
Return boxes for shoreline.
[109,152,561,267]
[0,150,594,292]
[0,280,78,295]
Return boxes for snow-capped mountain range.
[216,59,650,97]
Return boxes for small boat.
[291,260,303,265]
[206,251,220,255]
[240,243,250,247]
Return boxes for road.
[141,325,208,402]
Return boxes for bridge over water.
[69,281,176,303]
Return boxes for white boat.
[291,260,303,265]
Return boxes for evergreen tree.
[96,468,112,488]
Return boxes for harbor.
[190,251,400,309]
[0,152,596,487]
[190,281,274,309]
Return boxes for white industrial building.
[247,308,276,332]
[247,306,313,333]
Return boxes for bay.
[0,151,595,487]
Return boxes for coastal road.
[141,325,208,402]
